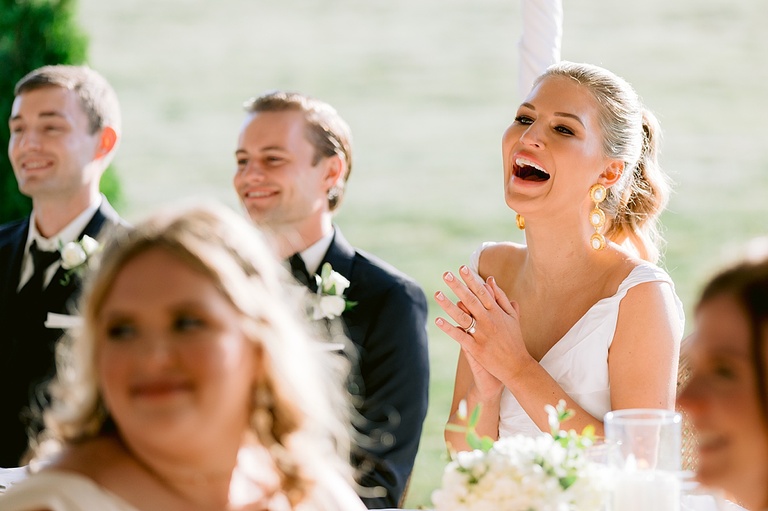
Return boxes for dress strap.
[615,263,685,328]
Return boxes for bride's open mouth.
[513,157,550,182]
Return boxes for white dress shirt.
[298,230,334,277]
[17,198,102,291]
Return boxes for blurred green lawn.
[75,0,768,507]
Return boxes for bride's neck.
[521,224,599,281]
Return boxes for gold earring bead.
[516,214,525,230]
[590,233,606,250]
[589,183,606,203]
[588,184,607,251]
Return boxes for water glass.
[604,409,683,511]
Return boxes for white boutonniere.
[310,262,357,320]
[59,235,101,285]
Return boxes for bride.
[436,60,685,449]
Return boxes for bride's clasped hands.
[435,265,534,403]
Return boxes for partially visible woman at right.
[678,238,768,511]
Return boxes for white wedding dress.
[469,242,686,437]
[0,469,366,511]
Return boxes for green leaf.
[559,474,577,489]
[468,403,482,428]
[479,436,494,453]
[445,423,467,433]
[466,431,483,450]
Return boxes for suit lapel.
[321,227,356,280]
[82,197,123,239]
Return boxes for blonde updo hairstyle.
[35,201,352,506]
[536,61,671,263]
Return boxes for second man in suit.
[0,65,125,467]
[233,91,429,509]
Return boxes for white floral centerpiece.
[432,401,609,511]
[310,262,357,320]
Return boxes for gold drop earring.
[516,214,525,230]
[588,184,607,250]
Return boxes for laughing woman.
[437,62,686,450]
[0,202,365,510]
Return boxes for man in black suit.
[0,65,124,467]
[233,91,429,508]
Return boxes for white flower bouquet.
[432,401,609,511]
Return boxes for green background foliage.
[5,0,768,507]
[0,0,120,224]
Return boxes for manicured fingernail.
[435,291,445,300]
[444,272,454,282]
[435,318,444,327]
[460,265,469,275]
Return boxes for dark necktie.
[288,253,317,292]
[18,241,61,301]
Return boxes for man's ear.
[94,126,118,160]
[323,154,345,190]
[600,159,624,187]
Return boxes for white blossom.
[432,431,607,511]
[309,263,355,320]
[60,242,87,270]
[80,235,100,256]
[312,295,346,320]
[319,267,350,294]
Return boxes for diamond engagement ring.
[463,316,477,335]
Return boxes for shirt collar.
[299,230,334,276]
[25,196,102,253]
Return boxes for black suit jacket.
[0,199,124,467]
[322,228,429,509]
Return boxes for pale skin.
[436,76,683,451]
[233,110,345,259]
[8,86,118,237]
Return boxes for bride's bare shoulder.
[477,241,526,280]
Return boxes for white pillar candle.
[612,470,680,511]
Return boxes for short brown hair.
[15,65,121,136]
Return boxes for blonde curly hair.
[33,200,352,506]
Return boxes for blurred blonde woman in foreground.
[678,238,768,511]
[0,201,365,510]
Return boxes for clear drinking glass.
[604,409,683,511]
